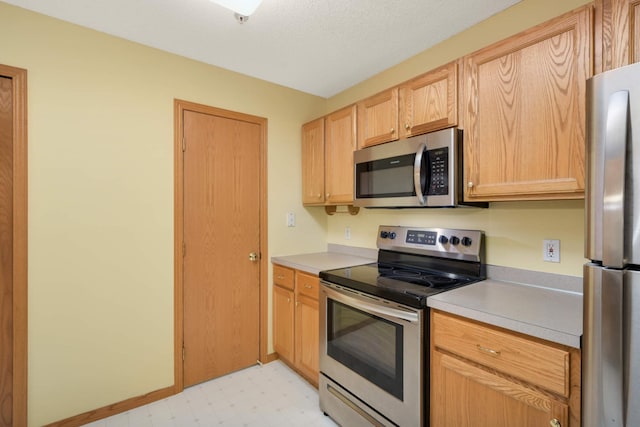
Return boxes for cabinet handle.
[276,275,284,280]
[326,193,330,198]
[550,419,561,427]
[477,344,500,356]
[317,193,321,198]
[304,284,312,289]
[287,297,291,303]
[404,123,410,130]
[467,182,474,188]
[390,127,395,134]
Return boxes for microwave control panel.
[427,148,448,195]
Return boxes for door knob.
[249,252,259,262]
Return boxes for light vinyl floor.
[83,361,338,427]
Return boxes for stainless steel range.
[319,225,485,427]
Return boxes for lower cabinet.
[431,310,581,427]
[272,264,319,387]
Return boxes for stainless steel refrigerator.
[584,61,640,427]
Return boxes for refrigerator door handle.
[583,265,625,427]
[602,90,629,268]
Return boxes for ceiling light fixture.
[210,0,263,19]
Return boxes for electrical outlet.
[345,226,351,240]
[543,239,560,262]
[286,212,295,227]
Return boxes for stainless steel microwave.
[353,128,486,208]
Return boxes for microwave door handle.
[414,143,427,205]
[603,90,628,268]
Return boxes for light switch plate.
[543,239,560,262]
[286,212,295,227]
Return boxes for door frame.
[173,99,269,392]
[0,64,28,426]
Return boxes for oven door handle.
[323,285,420,323]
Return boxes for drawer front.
[296,271,319,300]
[273,264,294,290]
[432,311,570,396]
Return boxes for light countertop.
[271,245,376,276]
[271,247,582,349]
[428,279,582,348]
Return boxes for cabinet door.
[463,6,591,201]
[431,350,569,427]
[595,0,640,73]
[295,293,319,385]
[325,105,357,204]
[301,117,325,205]
[357,88,399,148]
[399,62,457,138]
[273,285,294,364]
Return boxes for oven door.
[319,282,423,427]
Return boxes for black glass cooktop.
[319,262,481,308]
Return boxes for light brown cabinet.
[272,264,319,386]
[357,88,399,148]
[301,118,325,205]
[595,0,640,73]
[398,61,458,138]
[357,62,458,149]
[301,105,356,207]
[325,106,357,205]
[462,6,591,201]
[273,265,295,364]
[431,310,581,427]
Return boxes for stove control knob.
[380,231,389,239]
[389,232,397,239]
[461,236,473,247]
[438,235,449,245]
[450,236,460,245]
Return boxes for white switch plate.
[286,212,295,227]
[543,239,560,262]
[345,226,351,240]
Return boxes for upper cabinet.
[301,117,325,205]
[357,61,459,148]
[357,88,399,148]
[595,0,640,73]
[463,6,592,202]
[398,61,458,139]
[301,105,357,208]
[325,105,357,205]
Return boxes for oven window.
[327,300,403,400]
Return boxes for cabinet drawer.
[273,264,294,290]
[432,311,570,396]
[296,271,319,300]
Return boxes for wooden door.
[357,88,399,148]
[431,351,568,427]
[0,75,13,427]
[463,6,591,201]
[324,105,356,205]
[0,65,27,427]
[301,118,325,205]
[182,109,261,387]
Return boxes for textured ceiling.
[3,0,521,97]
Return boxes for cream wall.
[324,0,592,277]
[0,3,327,425]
